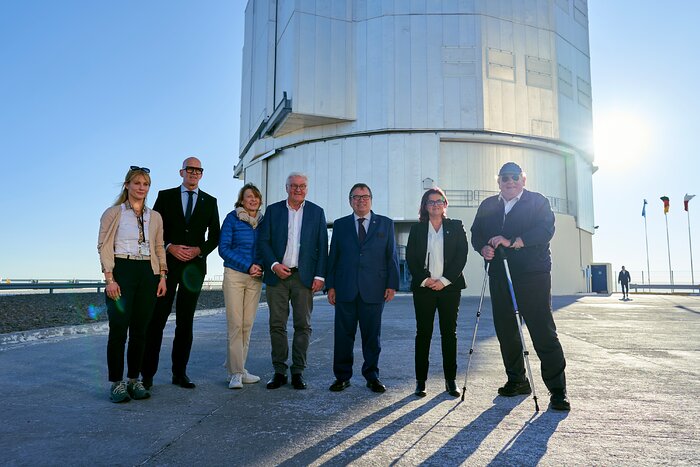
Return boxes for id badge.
[139,241,151,256]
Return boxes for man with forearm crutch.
[470,162,570,411]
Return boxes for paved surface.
[1,293,699,466]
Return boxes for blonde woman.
[219,183,264,389]
[98,166,167,403]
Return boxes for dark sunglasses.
[500,174,520,182]
[130,165,150,173]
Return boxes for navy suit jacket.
[257,200,328,288]
[326,211,400,304]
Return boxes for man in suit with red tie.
[326,183,400,393]
[141,156,220,389]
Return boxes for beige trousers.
[223,267,263,375]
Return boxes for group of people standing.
[97,159,570,412]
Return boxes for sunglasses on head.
[130,165,150,173]
[500,174,520,182]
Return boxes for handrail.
[0,279,224,294]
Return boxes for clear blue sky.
[1,1,698,284]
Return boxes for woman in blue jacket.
[219,183,264,389]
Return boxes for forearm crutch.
[497,246,540,412]
[461,262,490,401]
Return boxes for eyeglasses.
[288,184,307,191]
[500,174,520,182]
[350,195,371,201]
[426,199,445,207]
[184,166,204,175]
[130,166,150,173]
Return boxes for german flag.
[660,196,670,214]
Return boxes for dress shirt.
[114,203,152,255]
[499,189,524,216]
[281,200,305,268]
[353,212,371,236]
[422,222,451,287]
[180,185,199,216]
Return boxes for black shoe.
[172,374,196,389]
[142,377,153,390]
[414,380,426,397]
[445,380,460,398]
[497,380,531,397]
[366,379,386,393]
[266,373,288,389]
[329,379,350,392]
[291,374,307,390]
[550,389,571,411]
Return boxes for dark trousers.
[266,272,313,375]
[489,272,566,391]
[106,258,157,382]
[142,259,204,379]
[621,282,629,296]
[413,287,461,381]
[333,294,384,382]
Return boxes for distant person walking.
[219,183,265,389]
[141,157,220,390]
[406,187,468,398]
[618,266,631,300]
[98,166,167,403]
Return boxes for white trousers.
[223,267,262,374]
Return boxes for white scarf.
[236,206,262,228]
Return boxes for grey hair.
[286,172,308,186]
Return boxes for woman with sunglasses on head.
[219,183,265,389]
[406,187,468,398]
[98,166,167,403]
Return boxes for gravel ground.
[0,289,226,334]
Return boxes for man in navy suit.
[326,183,400,393]
[141,156,220,390]
[257,172,328,390]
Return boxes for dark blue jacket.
[218,211,261,274]
[470,189,555,278]
[326,212,400,304]
[257,200,328,288]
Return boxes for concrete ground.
[1,293,698,466]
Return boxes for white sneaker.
[242,370,260,384]
[228,373,243,389]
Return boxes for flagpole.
[664,213,672,287]
[644,214,651,287]
[688,209,695,286]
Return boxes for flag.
[642,199,648,217]
[660,196,670,214]
[684,194,695,211]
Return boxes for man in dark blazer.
[257,172,328,390]
[141,156,220,389]
[326,183,400,393]
[470,161,569,411]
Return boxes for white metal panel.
[410,14,428,129]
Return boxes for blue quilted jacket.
[218,210,262,274]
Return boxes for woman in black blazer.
[406,187,468,397]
